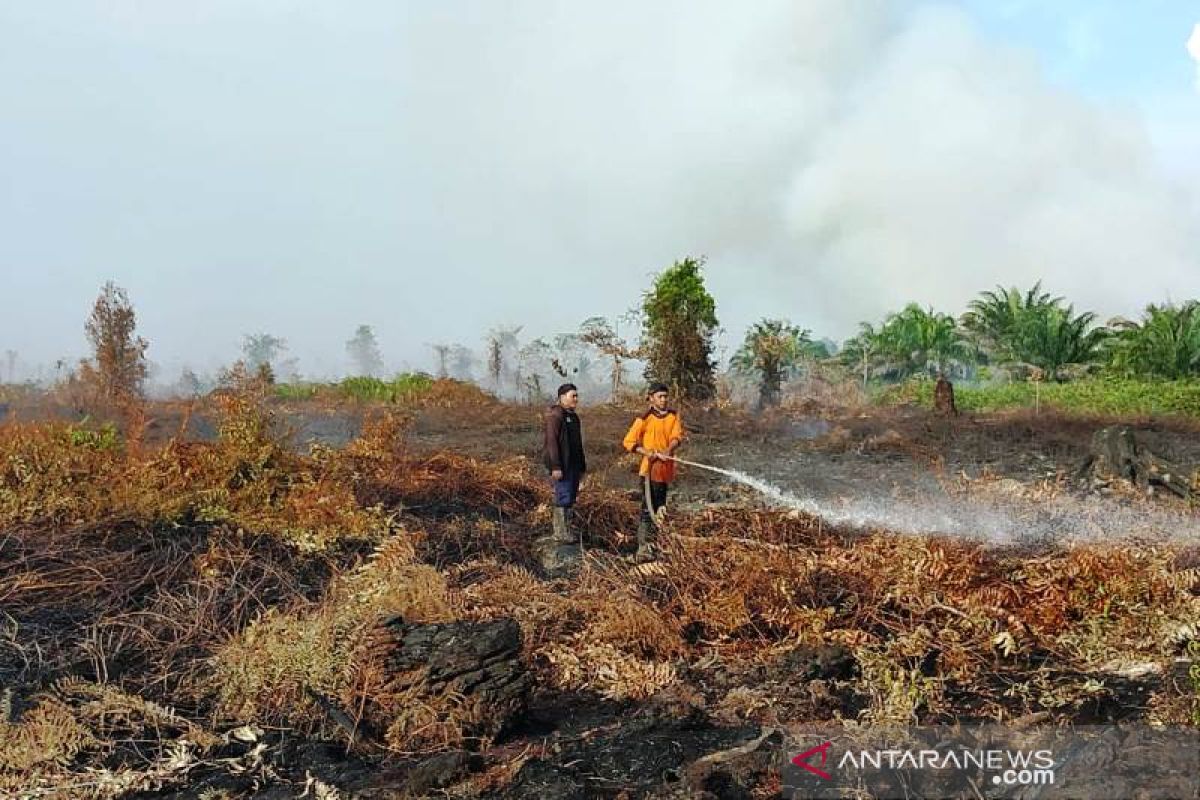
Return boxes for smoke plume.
[390,1,1200,344]
[2,1,1198,370]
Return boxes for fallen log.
[361,616,532,749]
[1076,426,1192,499]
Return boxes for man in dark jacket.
[543,382,586,546]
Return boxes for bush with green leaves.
[275,373,434,404]
[66,420,119,451]
[640,256,719,400]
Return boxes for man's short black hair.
[557,383,578,398]
[647,381,669,395]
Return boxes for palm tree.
[1017,305,1107,381]
[839,321,885,390]
[731,319,822,408]
[1108,301,1200,379]
[428,343,451,378]
[961,283,1104,379]
[961,282,1059,361]
[879,304,972,379]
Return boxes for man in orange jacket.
[622,381,684,562]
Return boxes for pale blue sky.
[965,0,1196,97]
[962,0,1200,177]
[1,2,1197,382]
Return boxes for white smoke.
[2,2,1198,367]
[1189,23,1200,91]
[774,5,1198,331]
[393,1,1200,343]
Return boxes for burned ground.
[0,387,1197,798]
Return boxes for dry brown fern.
[0,694,93,774]
[541,642,676,701]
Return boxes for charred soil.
[0,390,1197,797]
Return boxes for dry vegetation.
[0,377,1197,798]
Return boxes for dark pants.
[552,470,581,507]
[640,479,669,528]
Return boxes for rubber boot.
[634,516,658,563]
[552,506,575,545]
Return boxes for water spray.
[655,453,1200,544]
[657,453,982,534]
[658,453,818,514]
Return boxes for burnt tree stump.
[933,376,958,416]
[1076,426,1192,499]
[363,616,531,747]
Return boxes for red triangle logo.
[792,740,833,780]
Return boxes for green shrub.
[275,373,435,404]
[273,382,321,401]
[66,420,119,451]
[387,373,435,399]
[873,377,1200,418]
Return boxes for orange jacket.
[622,408,684,483]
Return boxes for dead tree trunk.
[934,376,958,416]
[1076,426,1192,499]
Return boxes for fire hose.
[659,453,733,475]
[642,453,733,525]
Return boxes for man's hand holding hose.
[635,445,668,462]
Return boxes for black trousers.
[640,479,669,528]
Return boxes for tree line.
[30,268,1200,410]
[625,265,1200,410]
[642,268,1200,409]
[836,285,1200,384]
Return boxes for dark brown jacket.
[544,404,586,474]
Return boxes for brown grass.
[0,385,1197,795]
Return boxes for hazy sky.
[2,1,1198,381]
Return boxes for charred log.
[1076,426,1192,499]
[362,616,531,747]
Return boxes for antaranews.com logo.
[791,738,1054,788]
[782,725,1198,800]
